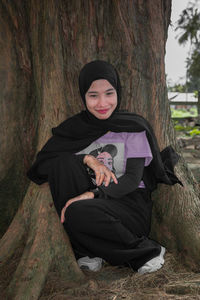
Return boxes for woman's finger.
[103,170,118,186]
[95,167,105,184]
[102,168,118,186]
[111,172,118,184]
[103,171,111,187]
[104,175,111,187]
[61,201,71,223]
[95,171,101,186]
[61,207,66,223]
[99,172,106,186]
[96,171,105,186]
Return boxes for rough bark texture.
[0,183,84,300]
[0,0,200,299]
[0,0,34,236]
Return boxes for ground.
[2,248,200,300]
[39,253,200,300]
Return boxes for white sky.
[165,0,191,85]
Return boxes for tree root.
[0,183,85,300]
[0,207,26,267]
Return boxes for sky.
[165,0,191,85]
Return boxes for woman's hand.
[83,154,118,187]
[60,191,94,223]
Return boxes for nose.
[98,94,107,107]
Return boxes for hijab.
[27,60,182,190]
[79,60,121,111]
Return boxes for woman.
[27,60,182,274]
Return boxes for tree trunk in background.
[0,0,35,236]
[0,0,200,298]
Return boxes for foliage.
[177,2,200,45]
[171,107,200,137]
[186,49,200,79]
[176,1,200,91]
[167,81,199,93]
[188,128,200,137]
[172,107,200,137]
[171,107,197,118]
[174,124,194,131]
[168,83,187,93]
[173,122,200,137]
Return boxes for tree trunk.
[1,0,200,298]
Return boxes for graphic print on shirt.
[89,144,118,173]
[76,131,153,187]
[87,144,122,184]
[76,139,125,180]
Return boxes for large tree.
[0,0,200,299]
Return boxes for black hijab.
[79,60,121,110]
[27,60,182,190]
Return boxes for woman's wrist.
[80,191,94,199]
[90,188,99,198]
[83,154,92,165]
[89,191,95,198]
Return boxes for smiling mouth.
[97,109,109,114]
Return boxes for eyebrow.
[87,88,115,94]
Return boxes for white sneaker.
[77,256,103,272]
[137,246,166,274]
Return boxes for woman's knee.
[64,200,94,231]
[55,153,77,168]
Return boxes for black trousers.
[42,153,161,270]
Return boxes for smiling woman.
[1,1,200,298]
[27,60,182,275]
[85,79,118,119]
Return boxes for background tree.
[176,0,200,91]
[0,0,200,299]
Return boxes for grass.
[171,107,200,138]
[39,252,200,299]
[2,250,200,299]
[171,107,198,119]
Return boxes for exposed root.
[0,207,26,267]
[0,183,85,300]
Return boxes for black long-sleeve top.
[37,155,145,199]
[98,157,145,198]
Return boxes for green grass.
[171,107,200,137]
[171,107,198,118]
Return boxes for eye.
[89,94,97,98]
[106,92,114,96]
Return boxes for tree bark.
[0,1,86,298]
[1,0,200,298]
[0,0,35,236]
[0,183,84,300]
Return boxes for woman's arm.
[60,191,94,223]
[98,157,145,198]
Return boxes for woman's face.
[85,79,117,120]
